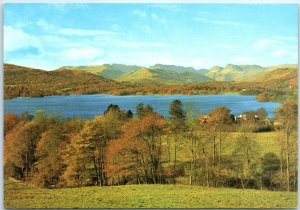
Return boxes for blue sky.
[4,3,298,70]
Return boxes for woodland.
[4,99,297,192]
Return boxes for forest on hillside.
[4,99,297,192]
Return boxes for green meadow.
[4,178,297,208]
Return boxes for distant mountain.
[197,69,210,75]
[206,64,298,82]
[150,64,198,73]
[117,67,212,84]
[206,64,264,81]
[60,64,141,79]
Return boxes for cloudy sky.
[4,3,298,70]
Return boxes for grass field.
[4,178,297,208]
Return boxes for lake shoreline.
[4,94,281,119]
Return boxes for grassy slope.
[205,64,297,82]
[257,67,298,86]
[206,64,264,81]
[169,132,282,164]
[4,179,297,208]
[60,64,141,79]
[118,67,212,84]
[4,64,114,85]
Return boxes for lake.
[4,94,281,119]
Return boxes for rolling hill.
[150,64,199,73]
[257,66,298,86]
[117,67,212,84]
[205,64,298,81]
[60,64,141,79]
[206,64,265,81]
[4,63,117,99]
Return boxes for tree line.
[4,100,297,191]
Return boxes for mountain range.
[59,63,297,84]
[4,63,297,100]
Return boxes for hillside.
[257,66,298,86]
[4,63,117,99]
[5,178,297,208]
[60,64,141,79]
[206,64,264,81]
[118,67,212,84]
[150,64,199,73]
[206,64,298,82]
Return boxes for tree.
[261,152,280,189]
[206,106,233,186]
[106,112,166,185]
[144,104,154,115]
[232,133,260,189]
[257,107,267,120]
[126,110,133,118]
[33,121,67,188]
[168,100,186,173]
[104,104,120,116]
[4,113,19,135]
[136,103,145,119]
[275,100,297,191]
[4,122,40,180]
[169,99,186,123]
[62,133,89,187]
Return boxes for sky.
[3,3,298,70]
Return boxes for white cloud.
[64,48,103,61]
[272,49,287,57]
[254,38,277,50]
[4,26,39,52]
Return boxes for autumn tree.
[106,111,166,184]
[275,99,298,191]
[206,106,233,186]
[4,113,19,135]
[74,106,126,186]
[4,122,40,180]
[33,120,68,188]
[232,133,260,189]
[62,132,89,187]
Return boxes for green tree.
[169,99,186,123]
[136,103,145,119]
[257,107,268,120]
[168,100,186,174]
[261,152,280,189]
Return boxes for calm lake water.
[4,94,281,119]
